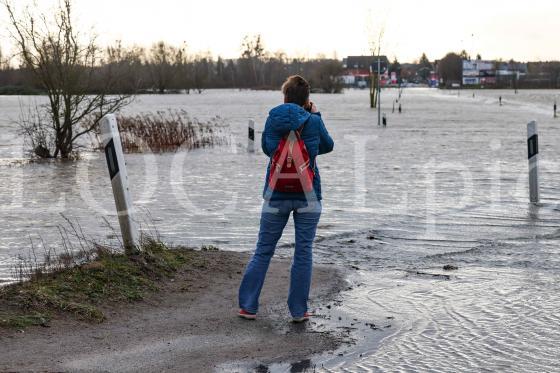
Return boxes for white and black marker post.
[100,114,139,253]
[248,119,255,153]
[527,120,540,204]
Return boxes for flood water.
[1,88,560,371]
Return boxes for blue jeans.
[238,199,322,318]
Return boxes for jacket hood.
[268,103,311,133]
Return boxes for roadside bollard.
[248,119,255,153]
[100,114,139,253]
[382,113,387,127]
[527,120,539,204]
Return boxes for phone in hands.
[305,101,314,112]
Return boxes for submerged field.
[1,88,560,371]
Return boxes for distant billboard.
[463,69,479,77]
[463,77,480,85]
[480,77,496,85]
[463,60,478,72]
[479,69,496,77]
[462,60,496,82]
[463,60,493,71]
[478,61,493,70]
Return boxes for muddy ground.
[0,251,349,372]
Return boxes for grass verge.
[0,239,205,329]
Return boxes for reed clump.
[96,110,230,153]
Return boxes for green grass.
[0,239,202,328]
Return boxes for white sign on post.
[100,114,139,253]
[527,120,539,204]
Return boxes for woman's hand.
[309,102,318,113]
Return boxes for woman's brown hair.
[281,75,310,106]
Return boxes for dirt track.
[0,251,347,372]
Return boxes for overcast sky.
[1,0,559,62]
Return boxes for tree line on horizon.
[0,35,344,95]
[1,0,559,95]
[4,37,559,95]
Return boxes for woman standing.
[238,75,334,322]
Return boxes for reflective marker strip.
[105,138,120,180]
[527,134,538,159]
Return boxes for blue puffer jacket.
[261,103,334,201]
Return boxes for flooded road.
[1,88,560,371]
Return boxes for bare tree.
[0,45,5,69]
[241,34,266,87]
[105,40,145,94]
[367,25,385,108]
[4,0,131,158]
[146,41,182,94]
[368,27,384,58]
[173,43,192,93]
[192,54,211,94]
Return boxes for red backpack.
[268,124,314,193]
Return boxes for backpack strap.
[295,115,312,135]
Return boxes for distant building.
[398,62,436,86]
[342,55,390,88]
[462,59,527,87]
[496,61,528,77]
[462,60,493,86]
